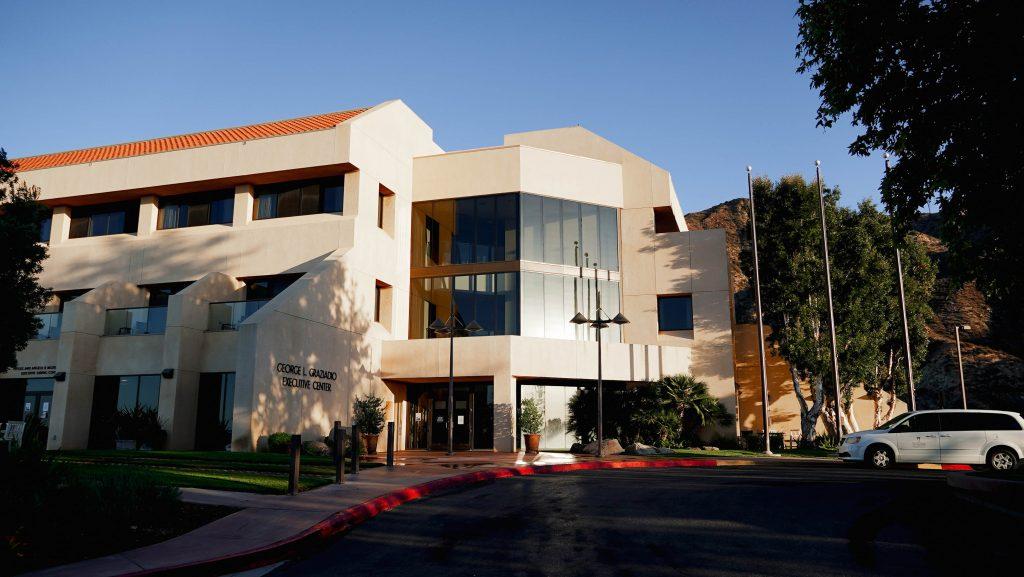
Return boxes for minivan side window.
[891,413,940,433]
[978,413,1022,431]
[940,413,979,432]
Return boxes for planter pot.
[363,434,379,455]
[524,433,541,454]
[116,439,137,451]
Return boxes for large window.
[69,201,139,238]
[254,177,344,220]
[657,295,694,331]
[410,273,520,339]
[159,190,234,229]
[521,272,621,342]
[116,375,161,411]
[412,193,618,270]
[521,194,618,270]
[412,194,518,267]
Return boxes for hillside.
[685,199,1024,413]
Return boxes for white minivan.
[840,410,1024,472]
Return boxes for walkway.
[25,451,612,577]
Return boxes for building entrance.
[406,381,493,450]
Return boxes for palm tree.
[655,374,733,442]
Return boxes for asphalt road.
[271,464,1022,577]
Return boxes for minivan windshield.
[877,413,911,430]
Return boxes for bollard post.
[333,420,344,484]
[386,421,395,470]
[351,424,360,475]
[288,434,301,496]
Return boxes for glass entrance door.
[406,382,493,451]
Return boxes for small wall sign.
[13,365,56,377]
[274,362,336,392]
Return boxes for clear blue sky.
[1,0,891,211]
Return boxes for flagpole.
[747,167,774,455]
[815,161,844,443]
[885,154,917,411]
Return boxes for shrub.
[302,440,330,456]
[353,393,386,435]
[519,398,544,435]
[112,406,167,450]
[567,374,733,447]
[267,432,293,453]
[0,439,180,573]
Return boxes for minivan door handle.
[939,434,951,438]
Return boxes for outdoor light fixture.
[429,277,484,456]
[161,368,175,379]
[569,264,629,458]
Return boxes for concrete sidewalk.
[24,452,601,577]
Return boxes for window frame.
[252,177,345,221]
[657,294,694,332]
[158,189,235,230]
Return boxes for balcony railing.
[33,312,62,340]
[104,306,167,336]
[208,300,269,331]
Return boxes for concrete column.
[47,282,148,450]
[160,272,245,450]
[232,185,254,226]
[493,371,517,452]
[50,206,71,245]
[137,196,159,236]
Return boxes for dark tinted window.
[892,413,941,433]
[254,177,344,219]
[245,275,301,300]
[39,215,52,243]
[145,282,191,307]
[939,412,1022,431]
[657,295,694,331]
[159,190,234,229]
[977,413,1022,431]
[70,202,138,238]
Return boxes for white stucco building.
[2,101,734,452]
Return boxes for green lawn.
[671,447,838,459]
[56,450,378,494]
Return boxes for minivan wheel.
[867,445,894,470]
[987,448,1019,472]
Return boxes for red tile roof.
[12,107,371,171]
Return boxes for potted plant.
[520,398,544,454]
[353,393,386,454]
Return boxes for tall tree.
[748,176,934,443]
[0,149,50,372]
[796,0,1024,353]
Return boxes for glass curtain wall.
[520,194,618,270]
[409,273,519,339]
[521,272,621,342]
[412,194,518,267]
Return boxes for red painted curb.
[941,464,973,471]
[124,458,718,577]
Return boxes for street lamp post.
[746,166,774,456]
[571,264,629,458]
[815,161,844,444]
[885,153,917,411]
[955,324,971,410]
[429,276,483,456]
